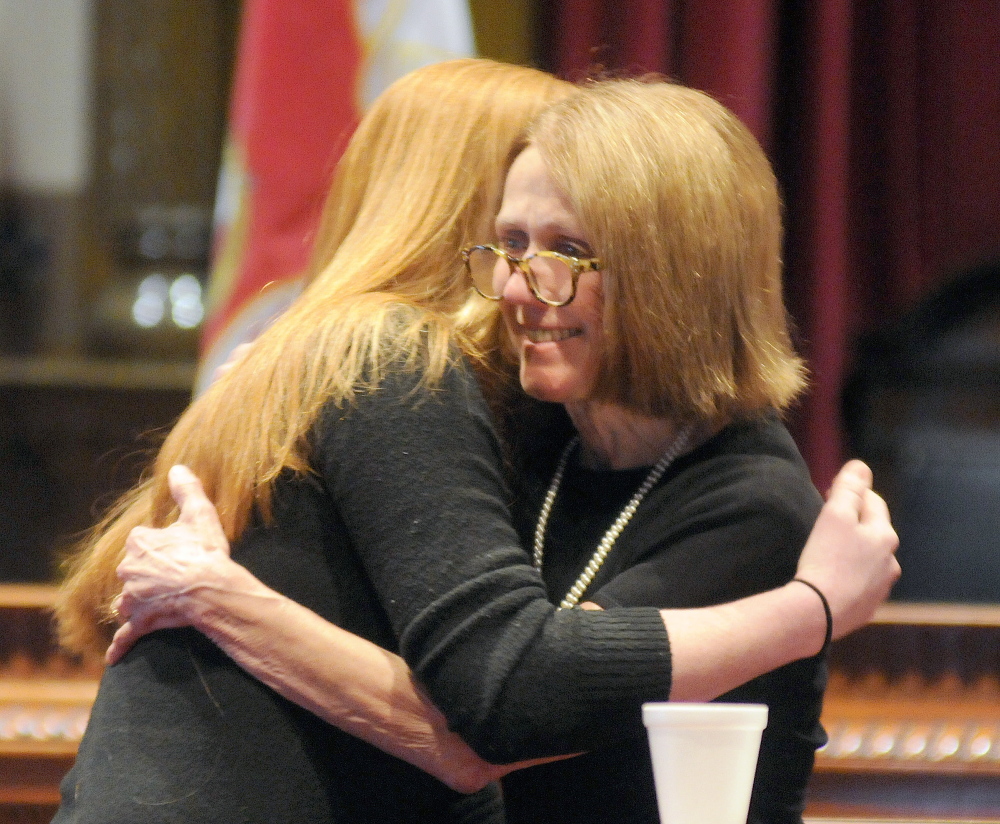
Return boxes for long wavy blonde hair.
[56,59,574,655]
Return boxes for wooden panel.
[0,586,100,815]
[0,379,191,581]
[91,0,239,223]
[0,802,60,824]
[7,596,1000,820]
[806,819,1000,824]
[808,603,1000,820]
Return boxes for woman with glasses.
[467,80,833,823]
[55,65,898,824]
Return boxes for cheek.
[576,275,605,327]
[581,304,606,377]
[492,258,509,296]
[499,303,520,342]
[583,338,605,381]
[581,294,605,348]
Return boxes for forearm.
[180,560,557,792]
[115,454,894,773]
[663,581,824,702]
[666,460,901,701]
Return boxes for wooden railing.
[0,585,100,824]
[4,586,1000,823]
[808,602,1000,821]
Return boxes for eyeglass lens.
[466,248,574,304]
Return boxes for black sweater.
[503,412,826,824]
[55,356,675,824]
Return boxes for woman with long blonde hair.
[56,58,566,655]
[55,64,899,824]
[55,58,579,824]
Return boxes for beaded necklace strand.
[532,423,695,609]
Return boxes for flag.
[197,0,476,392]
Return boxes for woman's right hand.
[794,460,901,641]
[106,465,234,664]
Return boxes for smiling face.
[494,146,605,406]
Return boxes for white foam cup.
[642,702,768,824]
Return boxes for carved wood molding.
[0,680,96,756]
[0,585,100,758]
[817,603,1000,777]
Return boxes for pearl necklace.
[533,423,695,609]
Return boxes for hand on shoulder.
[794,460,900,640]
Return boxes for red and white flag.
[197,0,475,391]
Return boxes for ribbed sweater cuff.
[574,607,672,701]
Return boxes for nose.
[499,262,536,306]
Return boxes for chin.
[522,385,565,404]
[519,368,578,405]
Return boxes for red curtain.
[543,0,1000,490]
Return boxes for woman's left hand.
[106,465,233,664]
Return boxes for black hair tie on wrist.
[792,578,833,655]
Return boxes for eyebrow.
[493,219,523,234]
[494,216,583,235]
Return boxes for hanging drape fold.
[545,0,1000,489]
